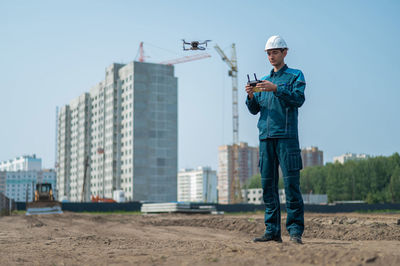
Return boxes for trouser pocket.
[288,149,302,171]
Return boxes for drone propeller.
[183,39,193,46]
[203,40,212,46]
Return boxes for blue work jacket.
[246,64,306,140]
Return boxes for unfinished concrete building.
[218,142,259,204]
[301,146,324,168]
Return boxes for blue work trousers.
[260,138,304,237]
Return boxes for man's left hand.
[255,80,277,92]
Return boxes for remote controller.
[247,73,263,92]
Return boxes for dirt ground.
[1,211,400,266]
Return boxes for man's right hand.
[245,85,254,99]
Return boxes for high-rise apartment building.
[57,106,71,200]
[69,93,91,202]
[0,155,41,171]
[57,61,178,202]
[178,167,217,203]
[238,142,259,184]
[301,147,324,168]
[0,171,5,195]
[218,142,259,204]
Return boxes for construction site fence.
[15,202,400,213]
[0,193,15,216]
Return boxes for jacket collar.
[270,64,288,77]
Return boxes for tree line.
[244,153,400,203]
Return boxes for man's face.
[267,49,287,67]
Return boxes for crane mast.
[214,44,242,203]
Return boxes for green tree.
[309,154,400,202]
[389,166,400,203]
[300,165,326,194]
[245,174,261,189]
[246,153,400,203]
[244,173,284,190]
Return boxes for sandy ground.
[1,211,400,265]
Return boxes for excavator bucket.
[26,201,63,215]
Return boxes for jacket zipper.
[285,108,288,134]
[267,92,272,137]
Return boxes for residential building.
[68,93,91,202]
[57,61,178,202]
[0,171,5,195]
[238,142,259,184]
[301,147,324,168]
[4,169,57,202]
[0,155,41,171]
[218,142,259,204]
[333,153,371,164]
[178,167,217,203]
[57,105,71,201]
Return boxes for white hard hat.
[265,35,288,51]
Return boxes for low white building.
[279,189,328,204]
[4,169,57,202]
[242,188,263,204]
[178,167,217,203]
[0,154,42,172]
[333,153,370,164]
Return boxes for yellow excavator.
[26,183,63,215]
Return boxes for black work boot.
[253,234,282,243]
[289,235,303,244]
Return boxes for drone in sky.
[182,39,212,51]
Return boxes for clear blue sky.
[1,0,399,170]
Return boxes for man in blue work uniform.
[245,36,305,244]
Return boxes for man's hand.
[245,84,254,99]
[255,80,277,92]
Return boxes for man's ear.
[283,49,288,57]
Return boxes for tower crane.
[159,53,211,65]
[214,44,242,203]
